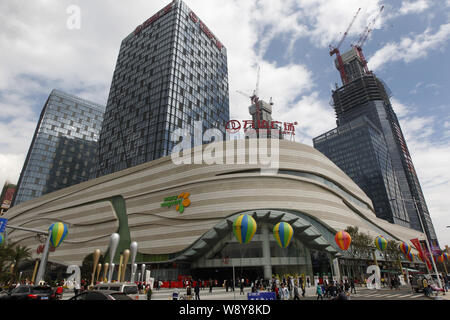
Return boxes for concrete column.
[332,257,341,281]
[261,224,272,280]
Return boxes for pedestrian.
[74,280,80,296]
[307,277,310,288]
[280,283,289,300]
[186,284,192,300]
[146,286,152,300]
[194,283,200,300]
[350,279,356,294]
[293,282,300,300]
[344,280,350,292]
[55,282,64,300]
[423,278,430,297]
[240,279,244,295]
[209,279,213,293]
[316,283,323,300]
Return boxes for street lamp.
[390,197,443,290]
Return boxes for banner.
[247,292,276,300]
[411,238,432,270]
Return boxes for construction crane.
[329,8,361,85]
[236,65,263,128]
[352,5,384,74]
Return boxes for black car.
[69,290,133,300]
[0,285,55,300]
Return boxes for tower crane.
[352,5,384,74]
[329,8,361,85]
[236,65,263,127]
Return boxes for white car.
[93,282,147,300]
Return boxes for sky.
[0,0,449,246]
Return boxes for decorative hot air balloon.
[273,222,294,248]
[443,252,449,261]
[233,214,257,244]
[335,231,351,251]
[48,222,68,248]
[374,236,387,251]
[405,251,414,262]
[399,242,411,256]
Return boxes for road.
[61,285,440,300]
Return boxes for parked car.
[93,282,146,300]
[0,285,55,300]
[69,290,133,300]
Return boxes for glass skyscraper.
[95,0,229,177]
[314,47,438,244]
[314,116,409,227]
[13,89,105,206]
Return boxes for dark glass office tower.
[314,47,438,244]
[314,116,409,227]
[13,90,105,206]
[95,0,229,177]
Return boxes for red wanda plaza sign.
[134,3,173,36]
[189,11,223,50]
[225,120,298,135]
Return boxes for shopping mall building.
[5,139,425,281]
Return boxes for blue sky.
[0,0,449,245]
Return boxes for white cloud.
[399,0,431,15]
[369,23,450,71]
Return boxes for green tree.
[344,226,376,279]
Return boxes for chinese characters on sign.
[225,120,298,135]
[161,192,191,214]
[189,11,223,50]
[134,3,172,36]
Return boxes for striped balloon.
[399,242,411,255]
[437,254,445,263]
[273,222,294,248]
[444,252,449,261]
[233,215,257,244]
[48,222,68,248]
[405,252,414,262]
[335,231,351,251]
[374,236,387,251]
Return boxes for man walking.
[350,279,356,294]
[316,283,323,300]
[194,283,200,300]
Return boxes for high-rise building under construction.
[314,47,438,245]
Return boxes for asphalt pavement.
[60,284,449,300]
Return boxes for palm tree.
[11,245,31,277]
[0,243,15,284]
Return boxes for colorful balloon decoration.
[399,242,411,256]
[405,252,414,262]
[437,254,445,263]
[374,236,388,251]
[48,222,68,248]
[335,231,352,251]
[233,214,257,244]
[273,222,294,248]
[444,252,449,261]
